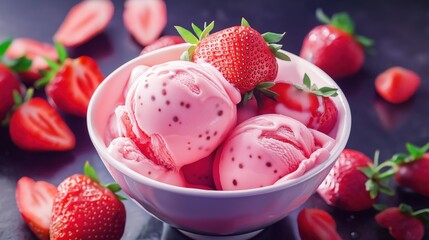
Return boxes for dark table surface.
[1,0,429,239]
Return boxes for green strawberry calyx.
[316,8,374,48]
[175,18,290,62]
[390,142,429,165]
[34,42,68,89]
[0,39,32,73]
[294,73,338,97]
[1,88,34,126]
[358,150,397,199]
[83,161,127,201]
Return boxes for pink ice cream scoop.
[115,60,240,171]
[213,114,335,191]
[108,137,188,187]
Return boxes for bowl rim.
[87,43,352,198]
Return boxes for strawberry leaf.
[191,23,203,39]
[13,90,23,106]
[106,183,122,193]
[83,161,100,184]
[274,51,291,61]
[316,8,331,25]
[200,21,215,40]
[262,32,285,43]
[0,39,12,59]
[365,179,379,199]
[55,42,67,63]
[23,88,34,102]
[331,12,355,35]
[399,203,414,215]
[268,44,282,52]
[379,183,395,196]
[406,142,427,160]
[373,204,388,212]
[175,26,199,44]
[44,57,60,71]
[303,73,312,89]
[241,17,250,27]
[317,87,339,97]
[7,56,32,72]
[355,35,374,48]
[115,194,127,201]
[358,167,374,179]
[257,81,275,89]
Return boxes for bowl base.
[178,229,263,240]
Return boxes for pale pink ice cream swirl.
[108,60,240,186]
[213,114,335,190]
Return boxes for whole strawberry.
[300,9,373,79]
[259,74,338,135]
[376,204,428,240]
[318,149,395,211]
[176,18,290,93]
[35,43,104,117]
[50,162,126,240]
[391,142,429,196]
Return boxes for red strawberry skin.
[300,25,364,79]
[193,26,278,93]
[46,56,104,117]
[259,82,338,134]
[298,208,342,240]
[317,149,375,211]
[376,207,424,240]
[0,64,22,121]
[375,67,421,104]
[16,177,57,240]
[395,153,429,196]
[50,174,126,240]
[9,98,76,151]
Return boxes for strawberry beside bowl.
[87,44,351,239]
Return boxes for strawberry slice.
[9,89,76,151]
[297,208,342,240]
[5,38,58,81]
[16,177,57,240]
[140,35,185,55]
[375,67,420,104]
[54,0,114,47]
[123,0,167,46]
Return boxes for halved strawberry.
[5,38,58,82]
[375,67,420,104]
[9,89,76,151]
[16,177,57,240]
[54,0,114,47]
[259,74,338,134]
[140,35,185,55]
[0,39,31,122]
[123,0,167,46]
[36,44,104,117]
[297,208,342,240]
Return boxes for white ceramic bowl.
[87,44,351,239]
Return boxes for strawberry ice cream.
[213,114,335,190]
[108,60,240,186]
